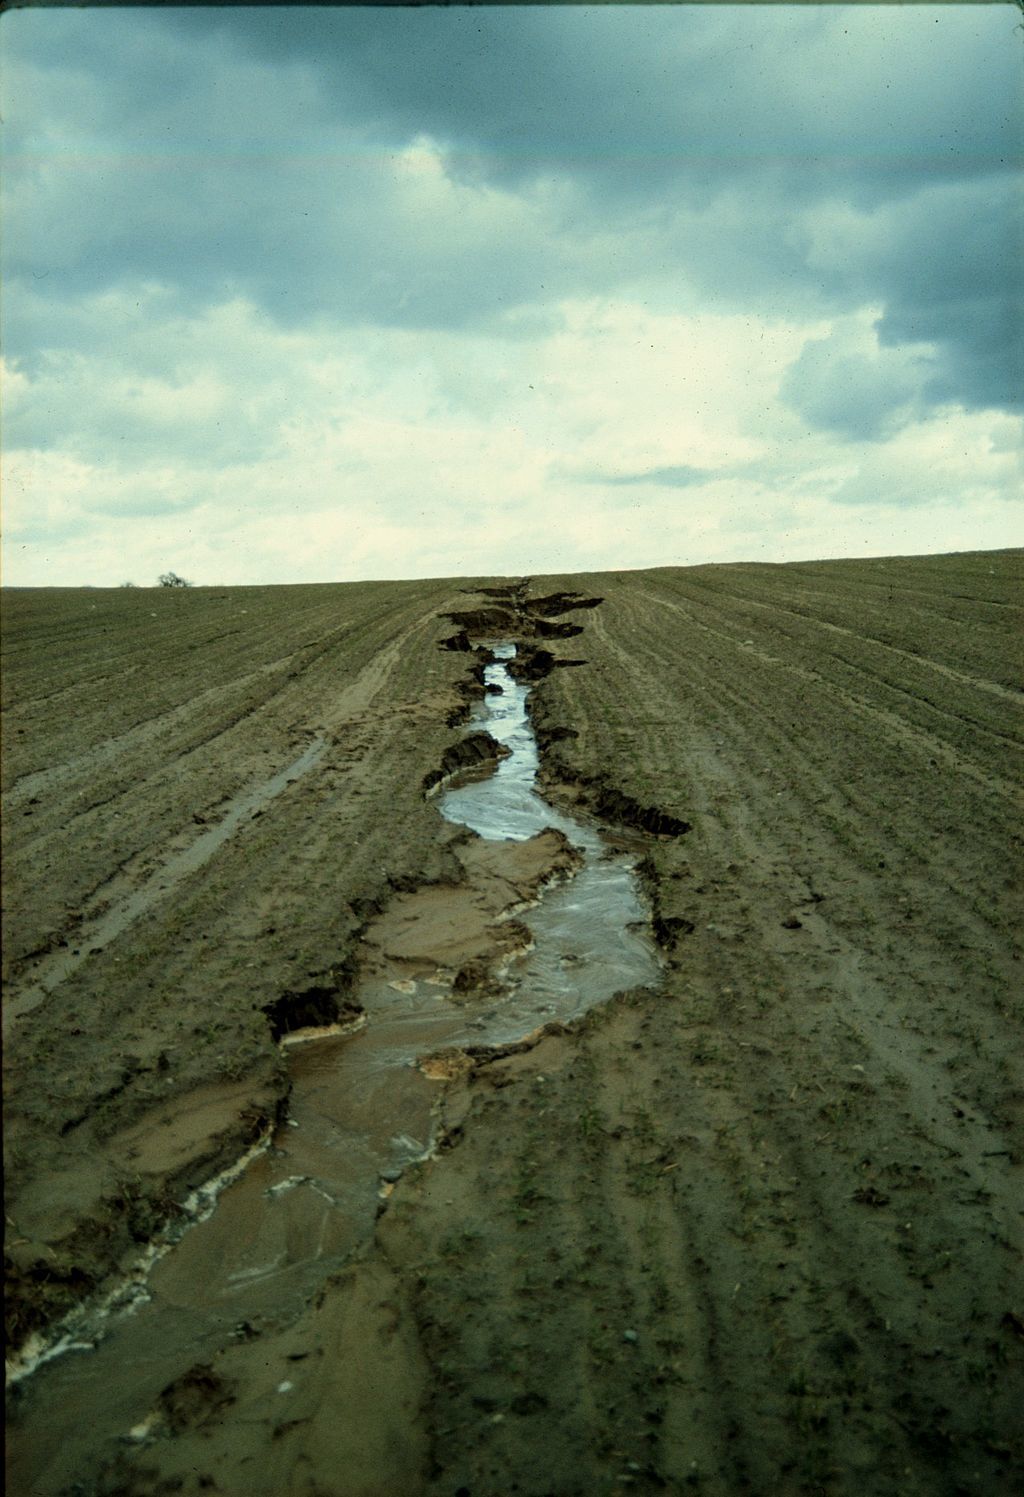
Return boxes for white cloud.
[4,295,1019,588]
[2,6,1019,585]
[826,408,1024,511]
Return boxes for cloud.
[1,6,1021,586]
[780,313,938,441]
[4,294,1018,587]
[153,6,1019,201]
[824,409,1024,510]
[600,465,713,488]
[2,293,361,465]
[802,178,1023,419]
[5,10,1019,335]
[872,181,1024,415]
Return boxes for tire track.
[594,604,1016,968]
[3,635,338,807]
[642,591,1022,803]
[2,736,329,1035]
[2,605,444,1031]
[712,589,1022,704]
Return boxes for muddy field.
[3,552,1022,1496]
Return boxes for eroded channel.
[7,643,661,1493]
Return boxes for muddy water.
[8,645,660,1493]
[439,645,660,1025]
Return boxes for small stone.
[623,1328,639,1344]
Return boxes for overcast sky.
[2,5,1021,587]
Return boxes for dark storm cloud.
[3,9,611,340]
[779,328,929,443]
[871,179,1023,415]
[3,5,1021,426]
[781,174,1023,435]
[156,6,1019,200]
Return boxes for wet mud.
[5,555,1022,1496]
[6,614,661,1496]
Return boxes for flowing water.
[439,645,660,1024]
[8,644,661,1491]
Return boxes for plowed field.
[4,552,1022,1496]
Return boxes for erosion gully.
[8,641,661,1493]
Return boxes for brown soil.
[4,553,1023,1496]
[360,826,582,988]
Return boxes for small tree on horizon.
[157,571,193,588]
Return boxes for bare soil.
[4,553,1023,1496]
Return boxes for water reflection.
[440,643,660,1034]
[8,642,661,1495]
